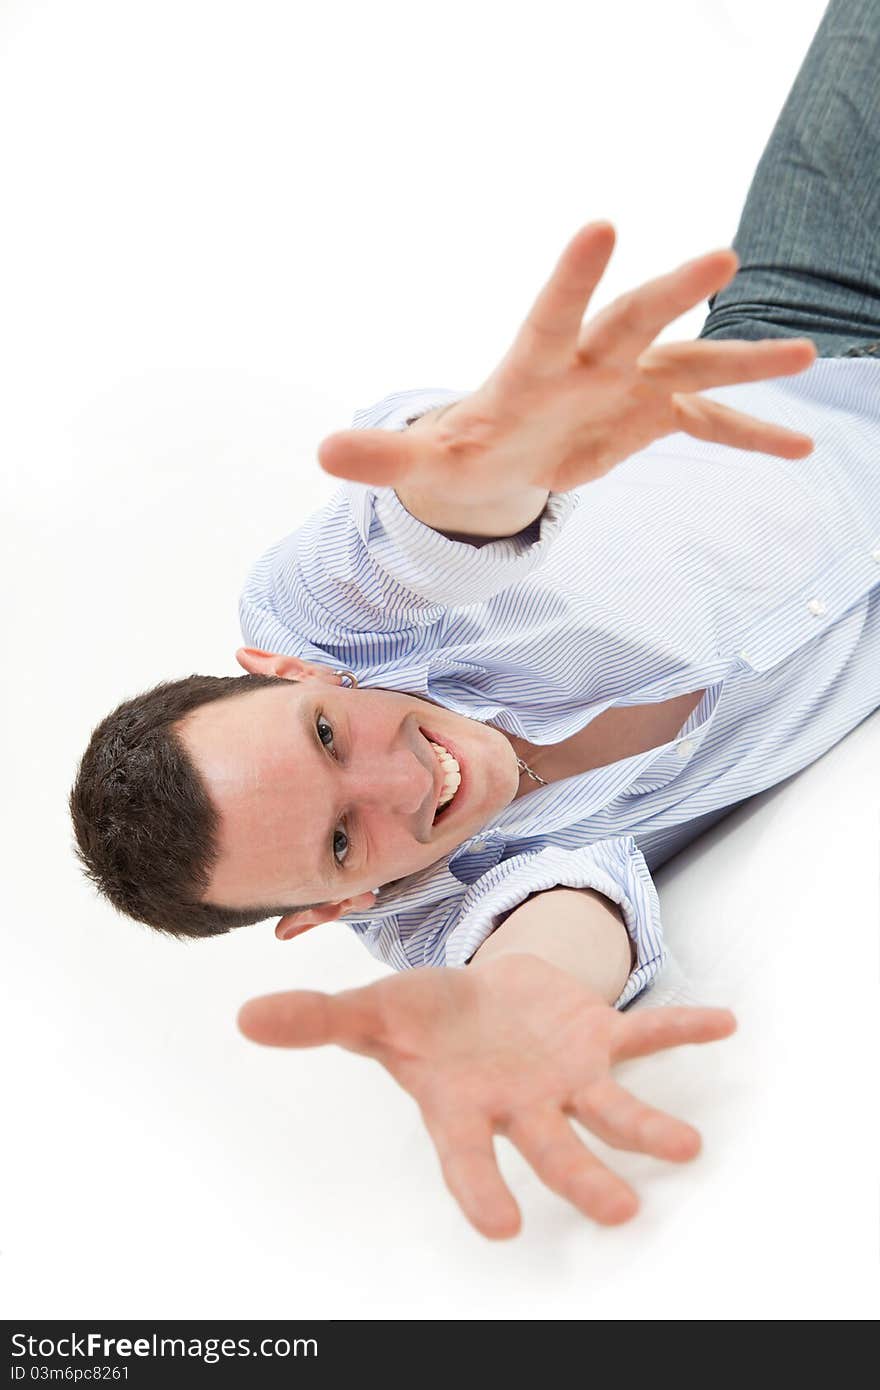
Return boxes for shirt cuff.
[442,838,667,1011]
[343,482,580,608]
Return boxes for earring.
[333,669,359,689]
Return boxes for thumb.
[237,985,385,1054]
[237,989,339,1049]
[317,427,418,488]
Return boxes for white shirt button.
[676,738,695,758]
[470,840,488,852]
[807,597,827,616]
[871,547,880,564]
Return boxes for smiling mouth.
[420,729,466,825]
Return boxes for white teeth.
[428,739,461,813]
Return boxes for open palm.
[238,952,736,1239]
[316,221,817,503]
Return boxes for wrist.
[469,887,633,1006]
[395,482,551,541]
[473,949,613,1011]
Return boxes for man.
[70,0,880,1238]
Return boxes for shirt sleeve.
[239,387,582,649]
[343,835,666,1012]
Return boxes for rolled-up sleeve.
[239,386,582,648]
[345,386,581,606]
[344,836,666,1011]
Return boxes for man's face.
[175,650,521,939]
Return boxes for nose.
[348,746,434,816]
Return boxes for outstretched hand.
[316,221,817,505]
[237,952,736,1239]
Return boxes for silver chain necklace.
[334,669,549,786]
[512,753,548,785]
[514,754,548,785]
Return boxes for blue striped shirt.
[239,359,880,1008]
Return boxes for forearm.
[468,887,635,1006]
[399,404,550,544]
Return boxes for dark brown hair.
[68,672,331,940]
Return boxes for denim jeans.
[698,0,880,359]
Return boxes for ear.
[275,890,379,941]
[235,647,345,685]
[236,647,313,679]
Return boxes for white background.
[2,0,878,1321]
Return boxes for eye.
[317,713,352,868]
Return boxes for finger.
[503,1107,639,1226]
[567,1077,701,1162]
[671,393,815,458]
[611,1006,737,1064]
[237,987,384,1054]
[421,1108,522,1240]
[505,221,617,373]
[579,247,739,364]
[316,426,419,488]
[637,335,817,393]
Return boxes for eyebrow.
[299,697,337,893]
